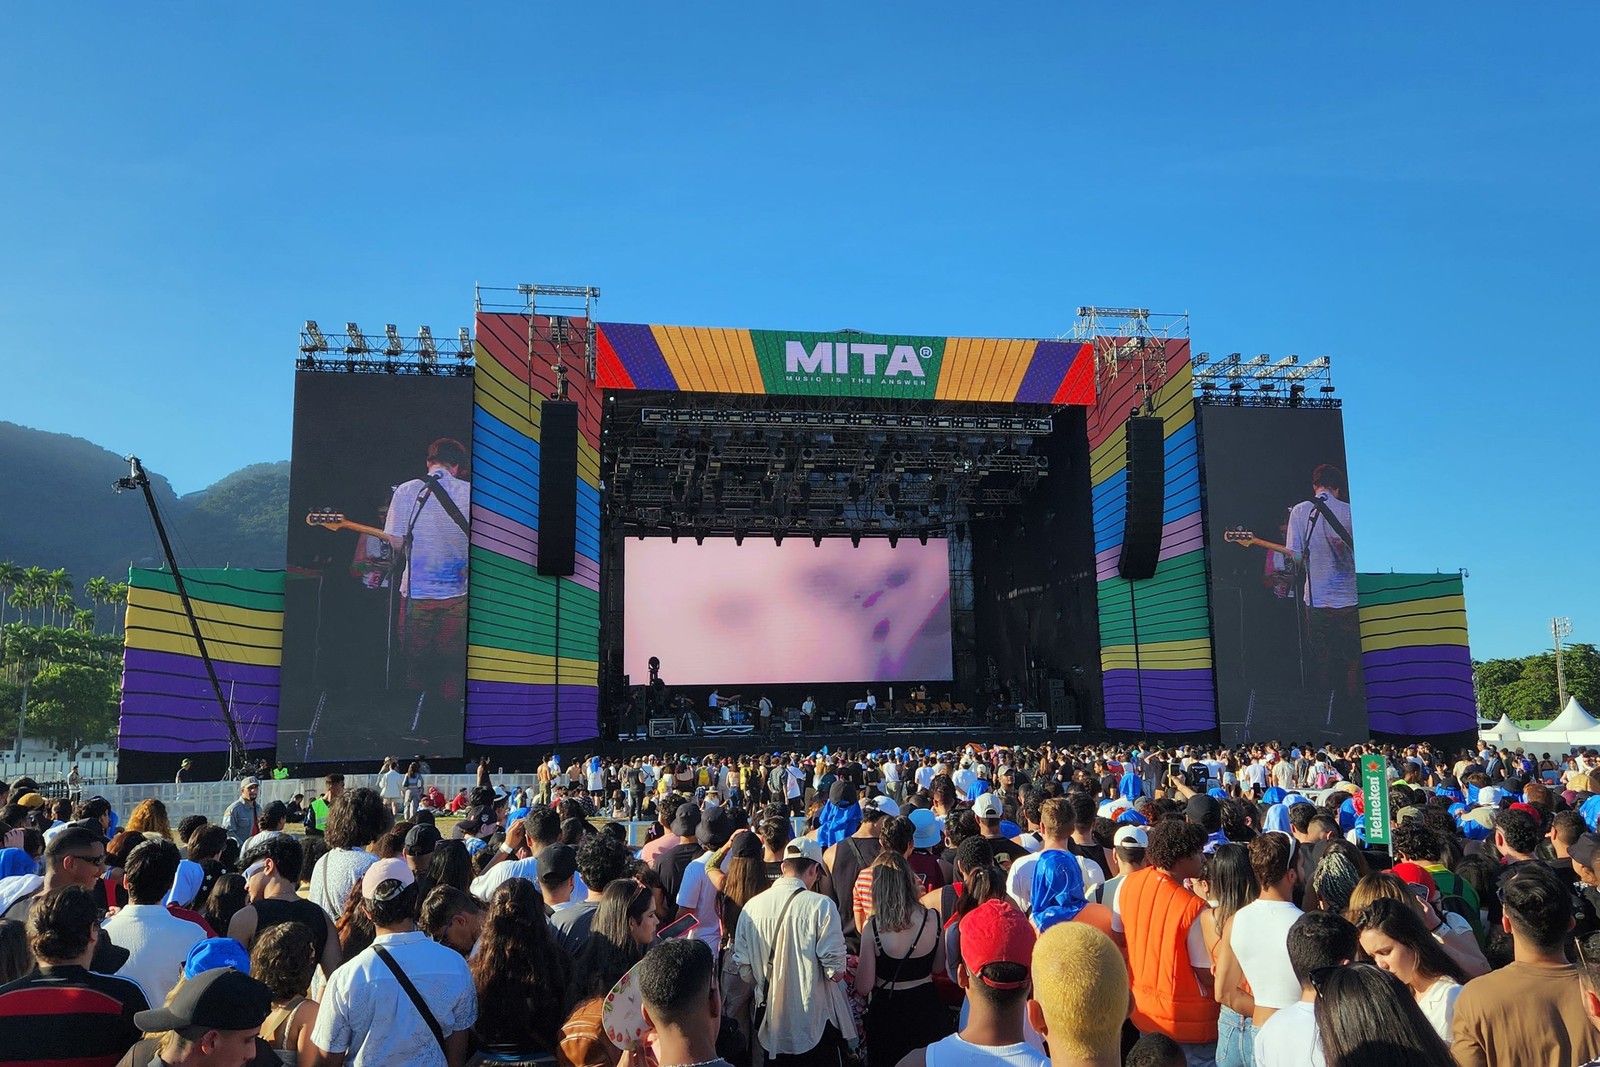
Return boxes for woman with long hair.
[124,798,172,840]
[559,879,656,1067]
[1203,843,1262,1067]
[471,877,572,1062]
[310,787,391,920]
[250,920,320,1065]
[403,761,425,821]
[201,874,248,937]
[1313,962,1455,1067]
[427,840,475,894]
[717,831,771,943]
[1347,872,1487,979]
[1354,897,1467,1041]
[856,850,952,1067]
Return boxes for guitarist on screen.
[1284,463,1359,709]
[379,437,471,724]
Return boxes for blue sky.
[1,6,1595,659]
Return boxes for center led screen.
[625,538,953,686]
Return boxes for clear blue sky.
[2,6,1595,660]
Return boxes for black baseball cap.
[404,824,442,857]
[537,844,578,883]
[135,967,273,1032]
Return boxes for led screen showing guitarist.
[1225,462,1359,723]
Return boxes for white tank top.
[1231,898,1305,1009]
[925,1033,1049,1067]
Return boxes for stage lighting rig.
[344,323,367,355]
[385,324,404,356]
[301,321,328,353]
[457,327,473,359]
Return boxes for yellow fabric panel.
[475,356,538,438]
[127,588,283,637]
[1358,595,1468,628]
[125,626,281,666]
[1360,627,1471,653]
[936,338,1036,403]
[652,326,763,395]
[1100,638,1213,671]
[466,646,599,685]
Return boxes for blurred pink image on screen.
[624,538,953,686]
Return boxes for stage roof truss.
[1193,352,1338,408]
[296,320,475,375]
[1068,307,1190,410]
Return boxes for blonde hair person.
[1029,921,1128,1067]
[123,798,172,840]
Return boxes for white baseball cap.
[1113,825,1149,849]
[972,794,1004,819]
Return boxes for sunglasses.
[66,853,107,867]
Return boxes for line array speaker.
[1117,416,1166,580]
[538,401,579,576]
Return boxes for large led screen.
[277,372,474,763]
[1199,406,1367,745]
[625,538,953,686]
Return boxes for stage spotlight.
[735,531,744,546]
[888,533,899,549]
[457,327,473,359]
[418,326,437,361]
[670,527,679,543]
[344,323,367,355]
[918,531,929,546]
[774,534,783,546]
[301,321,327,353]
[850,534,861,548]
[385,324,404,356]
[812,535,822,547]
[694,533,705,546]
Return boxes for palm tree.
[45,569,72,629]
[83,577,112,634]
[71,609,95,633]
[20,567,47,626]
[0,561,20,630]
[107,582,129,635]
[54,593,76,630]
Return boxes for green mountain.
[0,421,287,581]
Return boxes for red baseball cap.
[959,899,1036,989]
[1391,862,1438,902]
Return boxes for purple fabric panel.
[571,553,601,592]
[1102,668,1217,733]
[1363,645,1477,735]
[1013,340,1081,404]
[119,648,281,754]
[465,682,599,746]
[473,508,538,564]
[599,323,678,391]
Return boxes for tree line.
[1473,643,1600,725]
[1,561,127,758]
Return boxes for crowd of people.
[0,736,1597,1067]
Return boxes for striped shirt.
[0,964,149,1067]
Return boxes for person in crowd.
[1092,824,1148,912]
[469,806,561,901]
[1028,845,1116,941]
[1215,832,1303,1062]
[853,816,916,932]
[310,857,477,1067]
[1353,897,1466,1042]
[0,886,150,1066]
[200,875,248,941]
[637,938,734,1067]
[1253,911,1357,1067]
[103,839,204,1006]
[308,788,390,920]
[1114,818,1217,1066]
[250,920,320,1065]
[562,880,659,1067]
[469,876,571,1061]
[223,778,261,846]
[1127,1034,1188,1067]
[126,964,274,1067]
[733,837,855,1066]
[535,843,581,917]
[426,840,474,895]
[124,798,173,841]
[229,835,341,972]
[552,831,633,955]
[822,785,881,949]
[907,808,948,892]
[1006,797,1105,915]
[418,885,485,958]
[651,803,704,924]
[1451,861,1600,1067]
[896,896,1048,1067]
[714,831,771,954]
[304,774,345,838]
[1312,963,1455,1067]
[1346,871,1488,978]
[241,801,290,854]
[855,850,950,1067]
[1196,843,1257,1067]
[1027,920,1128,1067]
[0,919,27,985]
[972,794,1029,872]
[185,825,230,906]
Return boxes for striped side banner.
[118,568,284,754]
[1357,573,1476,736]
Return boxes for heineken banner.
[1361,753,1391,847]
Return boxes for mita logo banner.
[751,331,947,398]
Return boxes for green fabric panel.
[127,567,285,612]
[1356,573,1464,608]
[466,547,600,660]
[1097,550,1211,645]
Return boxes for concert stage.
[113,291,1480,783]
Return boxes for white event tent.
[1519,697,1600,750]
[1479,714,1522,745]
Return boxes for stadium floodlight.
[418,326,437,359]
[302,321,327,353]
[1192,352,1210,366]
[384,324,403,356]
[457,327,472,359]
[344,323,367,355]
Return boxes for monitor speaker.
[648,718,677,739]
[1118,416,1166,580]
[539,401,579,576]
